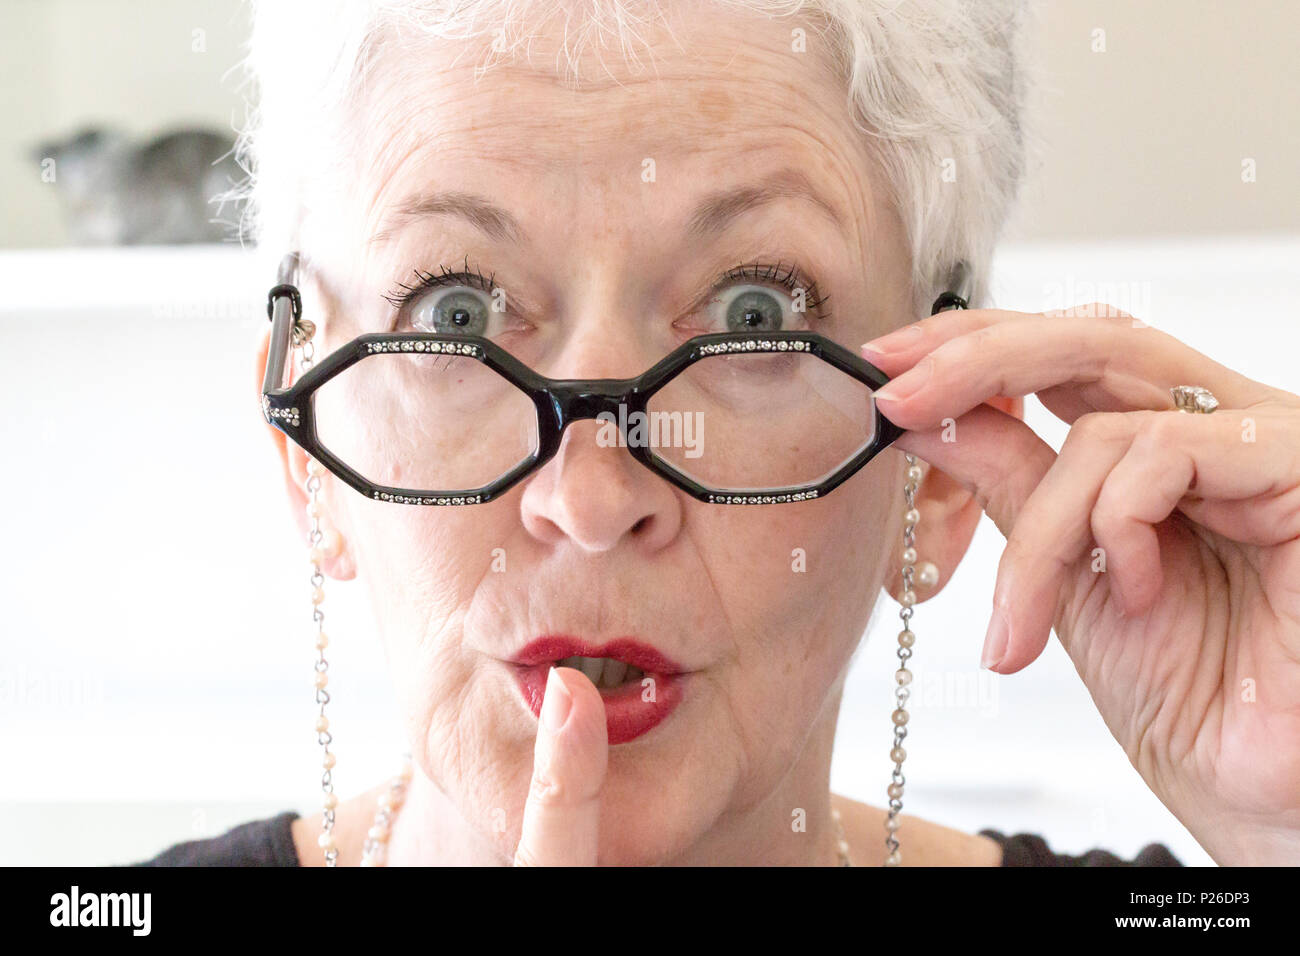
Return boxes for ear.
[254,325,357,581]
[884,394,1023,604]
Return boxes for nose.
[520,416,683,553]
[519,300,685,553]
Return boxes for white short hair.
[227,0,1038,314]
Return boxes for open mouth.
[554,655,646,690]
[508,636,686,744]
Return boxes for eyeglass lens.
[313,345,877,494]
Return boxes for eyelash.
[382,255,497,312]
[381,258,830,320]
[711,261,829,318]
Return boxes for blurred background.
[1,0,1297,865]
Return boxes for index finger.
[862,308,1282,430]
[513,666,608,866]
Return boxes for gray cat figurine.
[33,126,245,245]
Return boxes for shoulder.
[831,795,1183,867]
[832,794,1003,866]
[978,829,1184,867]
[131,811,301,867]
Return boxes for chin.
[594,760,724,865]
[592,806,701,866]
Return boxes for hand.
[512,666,608,865]
[862,306,1300,865]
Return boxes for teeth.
[578,656,605,685]
[556,656,644,689]
[602,660,628,686]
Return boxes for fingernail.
[981,607,1010,670]
[862,322,923,356]
[541,666,573,733]
[875,356,932,403]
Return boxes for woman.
[143,0,1300,866]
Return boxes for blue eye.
[710,284,800,332]
[686,261,828,335]
[409,286,494,335]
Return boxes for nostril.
[632,515,651,535]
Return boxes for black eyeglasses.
[262,252,970,506]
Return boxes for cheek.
[687,469,891,732]
[342,503,510,715]
[681,496,879,807]
[357,507,504,616]
[700,474,888,644]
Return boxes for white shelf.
[0,243,268,315]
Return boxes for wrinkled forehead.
[336,12,878,249]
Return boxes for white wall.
[2,237,1296,865]
[1003,0,1300,241]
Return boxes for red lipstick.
[509,636,685,744]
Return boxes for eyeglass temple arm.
[263,251,303,395]
[930,261,972,314]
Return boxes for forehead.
[345,12,879,242]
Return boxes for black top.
[132,811,1184,867]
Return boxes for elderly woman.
[143,0,1300,867]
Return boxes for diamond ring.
[1170,385,1219,414]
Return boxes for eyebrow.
[371,191,524,244]
[686,167,846,238]
[369,167,845,245]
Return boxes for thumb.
[513,666,608,866]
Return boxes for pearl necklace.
[357,760,853,867]
[358,755,414,866]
